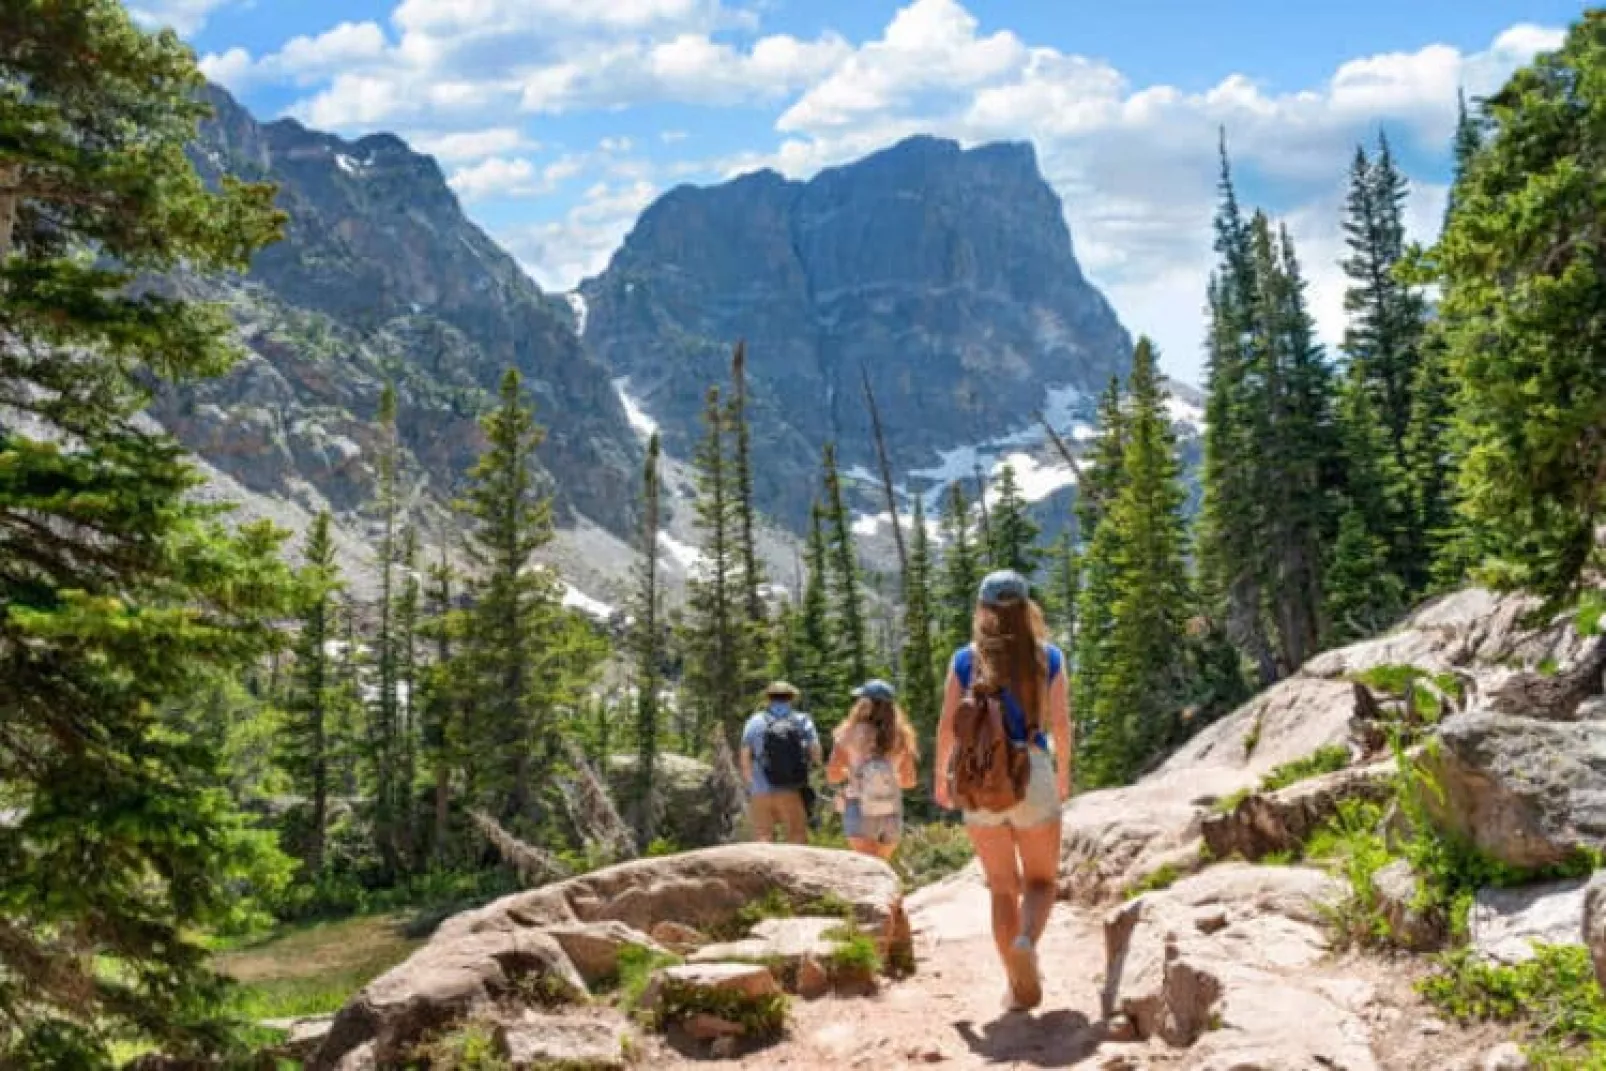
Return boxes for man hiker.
[740,681,821,844]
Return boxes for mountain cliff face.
[152,86,641,538]
[579,136,1132,528]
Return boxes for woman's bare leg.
[1014,818,1063,944]
[967,823,1022,964]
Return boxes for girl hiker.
[934,569,1073,1013]
[825,679,919,861]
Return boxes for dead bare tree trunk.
[1036,410,1088,484]
[860,364,908,586]
[0,163,20,264]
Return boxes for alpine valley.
[156,85,1194,609]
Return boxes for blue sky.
[130,0,1586,383]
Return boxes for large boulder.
[1421,710,1606,869]
[1469,879,1591,965]
[604,753,740,848]
[1586,871,1606,992]
[1100,865,1375,1069]
[310,846,904,1070]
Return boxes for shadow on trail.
[954,1008,1103,1067]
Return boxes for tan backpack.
[948,680,1031,812]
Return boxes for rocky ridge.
[581,135,1134,530]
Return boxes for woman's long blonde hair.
[835,697,919,761]
[971,596,1049,730]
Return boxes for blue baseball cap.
[852,679,896,702]
[978,569,1030,607]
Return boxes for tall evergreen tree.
[988,462,1043,575]
[682,387,744,747]
[727,343,769,696]
[370,384,403,872]
[938,483,983,655]
[900,494,940,764]
[457,369,566,821]
[795,504,837,713]
[1044,531,1081,652]
[821,444,868,688]
[1340,133,1430,586]
[630,434,665,846]
[420,549,460,857]
[284,512,340,874]
[1423,12,1606,607]
[0,4,295,1061]
[1196,137,1279,684]
[1077,377,1127,539]
[1087,338,1192,783]
[1328,365,1409,633]
[395,526,421,857]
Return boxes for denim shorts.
[962,747,1060,829]
[843,798,902,845]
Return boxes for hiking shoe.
[1005,936,1042,1010]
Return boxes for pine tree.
[1324,506,1405,645]
[821,444,868,687]
[1077,377,1127,539]
[900,494,940,766]
[370,384,403,873]
[988,462,1043,575]
[795,504,837,715]
[395,526,421,858]
[0,4,293,1060]
[630,434,665,846]
[1340,133,1430,587]
[1090,338,1192,782]
[1424,12,1606,606]
[457,369,566,821]
[420,549,460,857]
[284,512,340,874]
[727,342,769,697]
[1044,532,1081,652]
[682,387,744,748]
[1328,365,1409,632]
[938,483,983,654]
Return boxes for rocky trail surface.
[285,588,1604,1071]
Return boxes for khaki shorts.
[963,747,1060,829]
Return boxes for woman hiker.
[825,678,920,861]
[934,569,1074,1013]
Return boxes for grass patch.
[1419,945,1606,1070]
[822,925,883,977]
[1125,863,1183,899]
[1574,592,1606,637]
[894,821,975,889]
[212,912,423,1020]
[610,944,684,1007]
[1260,745,1352,793]
[1349,664,1463,724]
[1212,788,1251,815]
[1241,713,1263,758]
[413,1016,510,1070]
[646,978,788,1040]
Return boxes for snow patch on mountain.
[989,452,1078,504]
[612,377,658,439]
[566,291,589,337]
[562,582,615,621]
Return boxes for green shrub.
[647,978,788,1040]
[893,822,974,889]
[1212,787,1250,814]
[413,1017,509,1071]
[1303,798,1394,947]
[611,944,683,1007]
[822,926,883,977]
[1125,863,1183,899]
[1420,945,1606,1069]
[1259,745,1352,793]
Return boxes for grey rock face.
[581,136,1132,528]
[1423,710,1606,869]
[1586,870,1606,992]
[157,85,640,536]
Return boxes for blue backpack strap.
[1047,644,1064,682]
[953,645,973,690]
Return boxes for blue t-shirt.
[952,643,1064,749]
[741,704,820,794]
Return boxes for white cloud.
[447,154,586,201]
[200,21,389,90]
[507,180,662,290]
[408,127,538,163]
[128,0,233,35]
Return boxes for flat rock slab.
[1470,878,1590,964]
[502,1010,634,1070]
[654,961,781,1001]
[689,915,845,968]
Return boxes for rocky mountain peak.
[581,134,1130,529]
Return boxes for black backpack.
[760,712,810,790]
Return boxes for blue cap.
[852,679,896,702]
[978,569,1030,607]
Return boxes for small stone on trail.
[1419,1017,1447,1036]
[1482,1042,1529,1071]
[797,955,829,999]
[1106,1013,1138,1042]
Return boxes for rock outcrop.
[1469,878,1592,964]
[1100,865,1377,1069]
[1201,759,1395,864]
[603,753,742,849]
[580,135,1131,528]
[310,845,906,1069]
